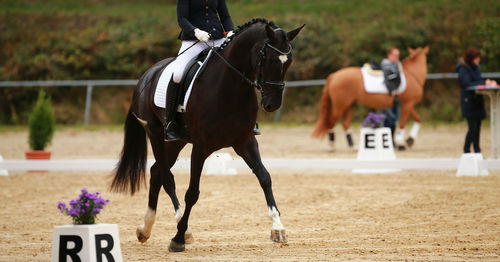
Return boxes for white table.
[468,85,500,159]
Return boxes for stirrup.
[253,123,262,136]
[164,122,180,142]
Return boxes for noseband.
[210,41,291,94]
[254,42,292,93]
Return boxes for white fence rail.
[1,73,500,124]
[2,158,500,172]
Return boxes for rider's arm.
[217,0,234,32]
[177,0,196,35]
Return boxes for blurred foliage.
[28,90,55,150]
[0,0,499,124]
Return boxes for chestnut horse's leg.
[233,136,287,243]
[342,105,355,148]
[169,145,209,252]
[395,103,414,150]
[327,109,343,151]
[406,108,422,147]
[136,134,186,243]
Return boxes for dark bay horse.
[111,18,304,252]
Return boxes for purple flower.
[363,112,387,128]
[57,188,110,224]
[57,202,67,213]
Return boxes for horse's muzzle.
[261,96,282,112]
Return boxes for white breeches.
[172,39,225,83]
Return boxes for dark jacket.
[456,61,486,119]
[177,0,234,41]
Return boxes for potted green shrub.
[25,90,55,160]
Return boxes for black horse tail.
[111,109,147,195]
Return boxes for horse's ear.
[287,24,305,41]
[408,47,415,53]
[265,24,276,41]
[423,45,429,53]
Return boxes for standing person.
[381,47,401,98]
[381,47,402,142]
[165,0,234,141]
[456,47,496,153]
[382,105,400,145]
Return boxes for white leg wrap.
[395,128,405,145]
[139,208,156,237]
[409,122,420,139]
[175,207,184,223]
[268,206,284,230]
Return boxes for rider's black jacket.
[177,0,234,40]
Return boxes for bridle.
[210,40,292,94]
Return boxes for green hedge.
[1,0,499,124]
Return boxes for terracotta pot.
[25,150,51,172]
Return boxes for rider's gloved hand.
[194,28,210,42]
[225,30,234,38]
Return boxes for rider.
[381,47,401,98]
[164,0,234,141]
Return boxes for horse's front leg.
[233,137,287,243]
[168,145,208,252]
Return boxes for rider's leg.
[164,79,181,141]
[165,41,203,141]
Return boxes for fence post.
[84,84,93,126]
[274,86,288,123]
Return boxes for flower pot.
[51,223,123,262]
[25,150,51,172]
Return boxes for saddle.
[177,47,213,108]
[364,63,384,77]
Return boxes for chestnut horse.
[312,46,429,150]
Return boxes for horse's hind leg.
[342,105,355,148]
[327,108,343,151]
[136,162,162,243]
[136,134,186,243]
[169,145,209,252]
[159,141,194,244]
[233,137,287,243]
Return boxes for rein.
[209,41,291,93]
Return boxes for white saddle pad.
[153,50,213,111]
[361,63,406,95]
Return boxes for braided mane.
[219,18,277,49]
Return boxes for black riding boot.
[253,122,261,135]
[164,80,181,142]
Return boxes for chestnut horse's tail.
[110,109,147,195]
[312,77,333,138]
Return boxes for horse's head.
[404,45,429,80]
[255,23,305,112]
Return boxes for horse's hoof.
[168,240,185,252]
[406,137,414,147]
[270,229,287,243]
[184,232,194,245]
[397,145,406,151]
[136,228,149,243]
